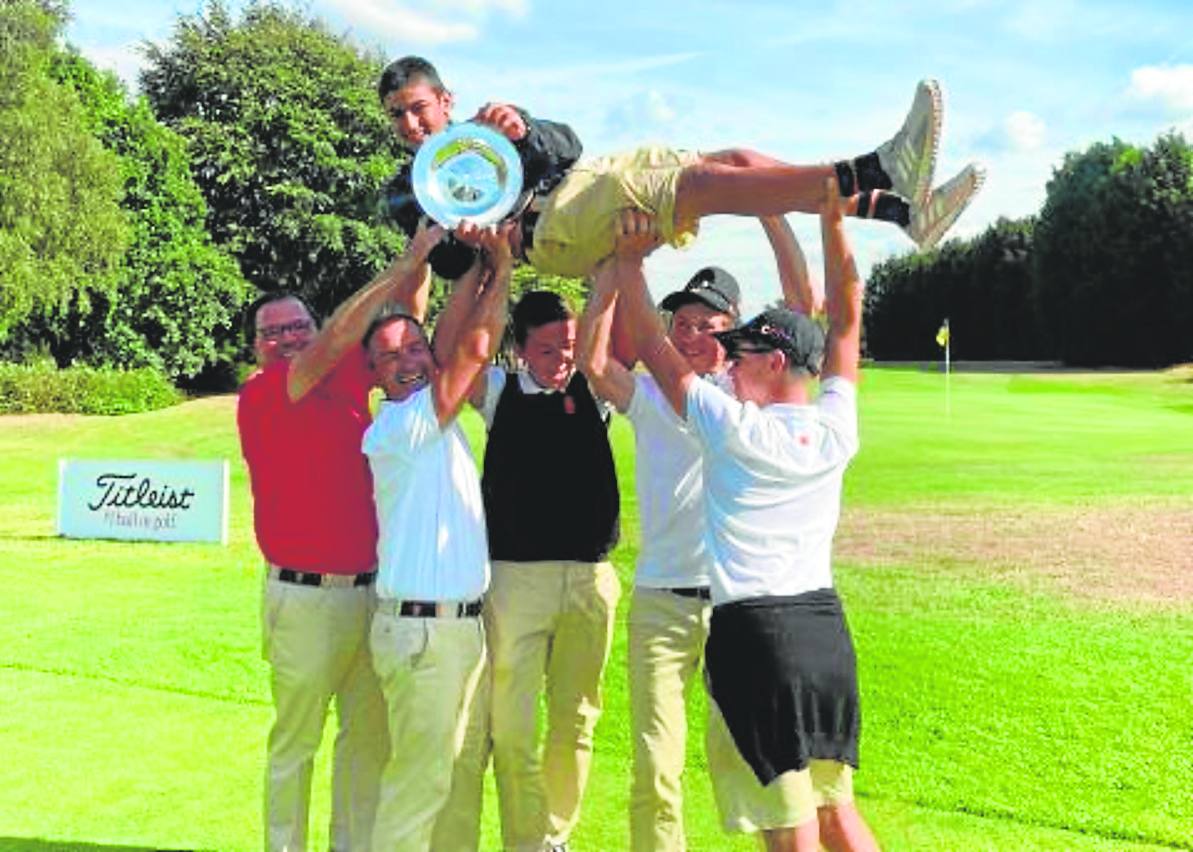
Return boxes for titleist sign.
[57,459,229,544]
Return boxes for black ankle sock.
[854,152,892,192]
[835,152,894,197]
[852,191,910,227]
[834,160,857,196]
[873,192,910,226]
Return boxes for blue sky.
[68,0,1193,314]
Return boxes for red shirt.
[237,349,378,574]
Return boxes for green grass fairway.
[1,367,1191,851]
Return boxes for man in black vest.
[469,291,620,852]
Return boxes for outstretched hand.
[473,103,527,142]
[404,218,447,265]
[476,222,516,271]
[613,208,662,262]
[453,221,515,272]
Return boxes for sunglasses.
[727,344,776,360]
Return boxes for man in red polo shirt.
[238,223,444,852]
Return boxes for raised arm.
[430,247,483,364]
[404,264,433,323]
[759,215,823,316]
[579,208,666,410]
[431,226,514,426]
[819,178,863,384]
[610,211,694,418]
[288,222,445,401]
[578,260,635,412]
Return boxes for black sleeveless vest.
[481,371,620,562]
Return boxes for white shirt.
[685,375,859,606]
[624,373,709,588]
[362,387,489,602]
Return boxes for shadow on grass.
[0,840,214,852]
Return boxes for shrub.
[0,362,181,415]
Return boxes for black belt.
[667,586,711,600]
[399,599,483,618]
[275,569,376,588]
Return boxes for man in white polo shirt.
[579,216,820,852]
[611,180,879,851]
[361,225,512,851]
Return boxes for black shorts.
[705,588,860,786]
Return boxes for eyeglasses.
[256,319,314,341]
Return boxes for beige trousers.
[262,574,388,852]
[626,586,711,852]
[368,608,486,852]
[485,560,621,851]
[706,685,854,834]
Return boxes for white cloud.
[604,89,678,138]
[1126,64,1193,113]
[325,0,479,43]
[1004,110,1045,150]
[971,110,1046,154]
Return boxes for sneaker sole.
[878,79,943,209]
[913,163,986,250]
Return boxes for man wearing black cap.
[579,216,821,851]
[607,181,878,851]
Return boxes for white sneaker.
[906,163,986,250]
[876,79,942,209]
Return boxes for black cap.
[659,266,741,318]
[713,308,826,375]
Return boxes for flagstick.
[945,334,951,419]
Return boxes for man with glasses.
[237,224,442,852]
[609,180,879,851]
[578,215,819,851]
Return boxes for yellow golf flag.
[935,320,950,347]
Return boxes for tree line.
[865,135,1193,368]
[3,0,1190,383]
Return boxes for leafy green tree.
[1034,135,1193,367]
[43,52,253,381]
[0,0,127,343]
[139,0,404,320]
[952,217,1042,359]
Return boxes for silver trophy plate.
[411,122,524,227]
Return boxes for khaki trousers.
[368,608,486,852]
[627,586,711,852]
[262,574,388,852]
[485,560,621,851]
[705,684,853,834]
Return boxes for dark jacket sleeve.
[514,109,582,195]
[380,165,478,280]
